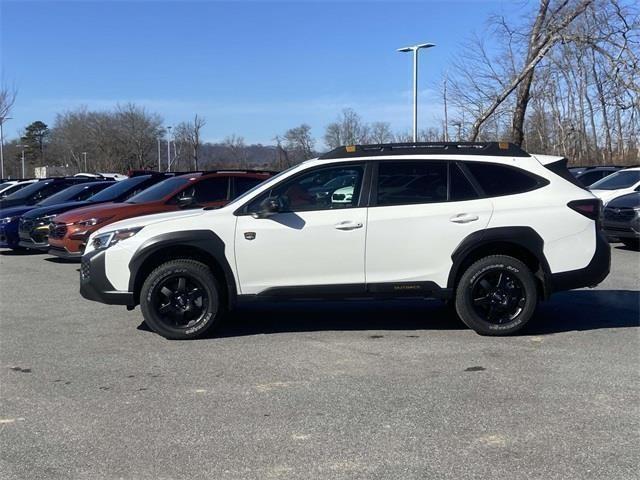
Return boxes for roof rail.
[319,142,530,159]
[197,169,278,175]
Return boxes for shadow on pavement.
[0,248,43,256]
[136,289,639,339]
[44,256,80,264]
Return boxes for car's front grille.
[605,225,635,233]
[49,222,67,239]
[19,218,34,234]
[80,259,90,280]
[604,207,637,221]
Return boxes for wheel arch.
[448,227,552,298]
[128,230,237,308]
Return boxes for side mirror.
[252,196,281,219]
[177,196,196,208]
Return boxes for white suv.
[80,143,610,339]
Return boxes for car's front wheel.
[140,259,223,340]
[455,255,538,336]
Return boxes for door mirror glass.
[177,195,196,208]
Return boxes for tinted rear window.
[465,163,544,196]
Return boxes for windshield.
[127,176,192,204]
[225,164,300,207]
[89,175,151,202]
[37,183,95,206]
[3,180,51,201]
[590,170,640,190]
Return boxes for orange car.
[48,171,272,259]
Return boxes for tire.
[140,259,224,340]
[455,255,538,336]
[621,239,640,250]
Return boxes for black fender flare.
[128,230,237,307]
[447,226,552,294]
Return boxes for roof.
[319,142,530,160]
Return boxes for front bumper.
[550,230,611,292]
[0,223,20,248]
[80,249,135,306]
[48,246,83,260]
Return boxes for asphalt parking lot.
[1,245,638,480]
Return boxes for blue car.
[17,174,173,250]
[0,181,112,250]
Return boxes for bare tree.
[0,84,17,122]
[174,114,206,170]
[283,124,315,163]
[222,134,248,167]
[323,109,370,148]
[369,122,394,144]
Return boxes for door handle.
[450,213,479,224]
[334,221,363,231]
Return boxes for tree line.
[1,0,637,178]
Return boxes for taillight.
[568,199,602,222]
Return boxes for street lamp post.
[0,116,12,178]
[82,152,87,172]
[16,144,26,178]
[166,126,172,172]
[157,137,161,171]
[397,43,435,142]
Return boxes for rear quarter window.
[464,162,547,197]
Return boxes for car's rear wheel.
[140,259,223,340]
[455,255,537,336]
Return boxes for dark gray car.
[602,192,640,249]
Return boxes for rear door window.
[234,177,266,198]
[189,177,229,203]
[376,162,448,206]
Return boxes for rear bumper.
[603,220,640,240]
[550,230,611,292]
[48,246,83,260]
[80,249,135,306]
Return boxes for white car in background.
[0,179,38,199]
[589,167,640,204]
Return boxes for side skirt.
[238,282,453,301]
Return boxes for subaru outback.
[79,143,610,339]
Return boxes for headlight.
[73,216,111,227]
[39,214,57,223]
[91,227,143,251]
[0,216,19,225]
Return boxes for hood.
[93,208,207,234]
[590,189,628,204]
[22,200,93,220]
[0,205,34,219]
[53,201,124,223]
[0,197,35,209]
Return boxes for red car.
[48,171,272,259]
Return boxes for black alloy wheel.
[470,270,525,324]
[151,274,209,330]
[140,259,223,340]
[455,255,538,336]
